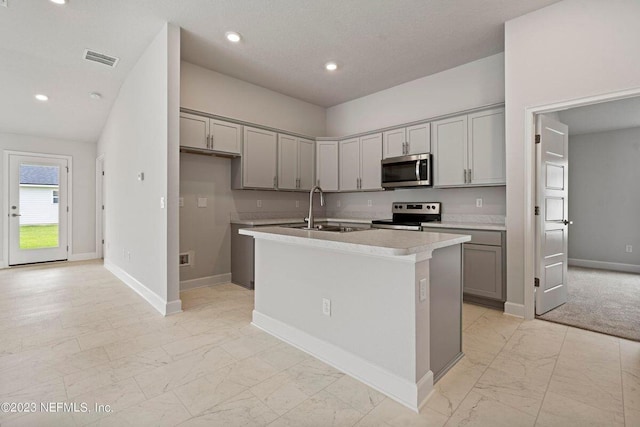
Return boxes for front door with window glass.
[8,154,69,265]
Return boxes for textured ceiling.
[0,0,562,142]
[558,96,640,136]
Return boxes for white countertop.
[231,217,372,226]
[421,221,506,231]
[240,226,470,257]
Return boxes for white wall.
[567,127,640,267]
[180,62,328,284]
[0,132,96,264]
[326,53,505,137]
[181,61,326,136]
[504,0,640,310]
[97,23,181,313]
[19,186,59,225]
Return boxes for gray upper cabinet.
[180,113,209,150]
[382,123,430,159]
[180,112,241,155]
[210,118,242,154]
[278,134,315,191]
[339,133,382,191]
[432,107,505,187]
[237,126,278,189]
[316,141,339,191]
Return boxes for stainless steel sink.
[282,223,370,233]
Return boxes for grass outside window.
[20,224,59,249]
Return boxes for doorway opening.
[533,97,640,341]
[3,151,72,266]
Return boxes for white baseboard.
[68,252,99,262]
[504,302,525,318]
[165,299,183,315]
[568,258,640,274]
[104,259,178,316]
[180,273,232,290]
[252,310,432,413]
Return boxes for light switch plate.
[419,278,427,302]
[197,197,207,208]
[322,298,331,316]
[1,0,7,8]
[160,197,165,209]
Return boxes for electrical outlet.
[322,298,331,316]
[257,200,262,208]
[367,200,372,207]
[197,197,207,208]
[626,245,633,253]
[337,200,341,207]
[476,198,483,208]
[419,278,427,302]
[296,200,299,208]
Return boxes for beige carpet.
[537,266,640,341]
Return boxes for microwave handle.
[416,160,421,181]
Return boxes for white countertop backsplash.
[231,212,505,230]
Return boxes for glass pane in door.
[18,164,60,249]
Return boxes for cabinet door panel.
[243,127,277,189]
[433,116,467,186]
[316,141,339,191]
[210,119,241,154]
[406,123,431,154]
[360,133,382,190]
[383,128,405,159]
[180,114,208,150]
[339,138,360,191]
[277,134,298,190]
[298,138,315,191]
[463,244,503,300]
[468,108,505,185]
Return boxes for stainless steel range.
[371,202,441,231]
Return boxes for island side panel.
[252,238,418,383]
[427,244,463,382]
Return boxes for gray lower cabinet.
[423,227,506,308]
[231,224,255,289]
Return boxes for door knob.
[562,219,572,225]
[11,213,21,217]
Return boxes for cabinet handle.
[463,169,467,184]
[468,169,472,183]
[206,135,210,149]
[273,176,277,189]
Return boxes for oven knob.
[426,205,430,209]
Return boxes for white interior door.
[9,154,69,265]
[535,115,569,315]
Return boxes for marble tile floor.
[0,260,638,426]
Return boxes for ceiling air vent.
[83,49,119,68]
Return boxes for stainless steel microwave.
[381,153,432,188]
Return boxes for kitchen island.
[239,226,470,412]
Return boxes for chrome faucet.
[306,185,324,229]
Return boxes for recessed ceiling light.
[50,0,67,4]
[89,92,102,100]
[325,62,338,71]
[225,31,242,43]
[35,94,49,102]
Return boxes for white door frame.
[522,87,640,320]
[2,150,73,268]
[95,155,104,259]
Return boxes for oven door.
[381,153,431,188]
